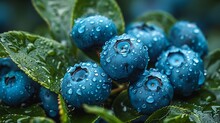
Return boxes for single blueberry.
[71,15,117,51]
[100,33,149,83]
[127,22,169,63]
[129,69,173,114]
[156,46,205,96]
[0,71,36,106]
[61,62,112,108]
[169,21,208,57]
[39,86,59,118]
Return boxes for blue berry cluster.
[67,15,207,115]
[0,58,37,106]
[0,58,59,118]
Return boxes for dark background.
[0,0,220,51]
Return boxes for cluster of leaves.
[0,0,220,122]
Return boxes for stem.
[113,81,121,87]
[111,85,126,95]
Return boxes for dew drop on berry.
[76,89,82,95]
[146,96,154,103]
[67,88,73,95]
[78,25,85,33]
[96,26,101,32]
[106,57,111,63]
[141,104,146,108]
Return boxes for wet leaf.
[0,31,75,93]
[0,114,55,123]
[0,104,46,117]
[205,49,220,90]
[145,106,201,123]
[32,0,75,45]
[136,11,177,34]
[112,90,142,122]
[83,104,123,123]
[72,0,125,34]
[58,95,71,123]
[172,89,220,123]
[0,44,8,58]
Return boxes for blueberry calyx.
[167,51,185,67]
[71,67,88,82]
[135,23,155,32]
[5,76,16,85]
[114,39,132,56]
[145,76,162,92]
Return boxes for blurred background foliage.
[0,0,220,51]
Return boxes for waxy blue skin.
[0,71,36,106]
[100,34,149,83]
[71,15,117,50]
[61,62,112,108]
[39,87,59,118]
[0,58,19,77]
[169,21,208,57]
[127,22,169,63]
[129,69,173,114]
[156,46,205,96]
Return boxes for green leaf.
[0,44,8,58]
[58,95,71,123]
[172,89,217,109]
[32,0,75,44]
[0,114,55,123]
[72,0,125,34]
[205,49,220,90]
[0,31,75,93]
[172,89,220,123]
[0,104,46,117]
[83,105,123,123]
[112,90,142,122]
[58,95,98,123]
[136,11,177,34]
[145,106,201,123]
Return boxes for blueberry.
[100,34,149,83]
[0,71,36,106]
[156,46,205,96]
[128,69,173,114]
[71,15,117,51]
[169,21,208,57]
[0,58,19,77]
[39,86,59,118]
[61,62,112,108]
[127,22,169,63]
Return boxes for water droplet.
[194,29,199,33]
[146,96,154,103]
[68,88,73,95]
[193,58,199,63]
[142,104,146,108]
[27,43,35,53]
[96,26,101,32]
[76,89,82,95]
[82,86,86,89]
[106,57,111,63]
[92,77,96,82]
[92,64,98,68]
[78,25,85,33]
